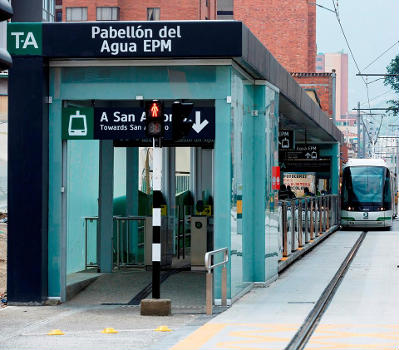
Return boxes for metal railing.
[204,247,229,315]
[83,215,146,269]
[280,195,340,257]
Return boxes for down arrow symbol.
[192,111,209,133]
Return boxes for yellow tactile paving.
[305,324,399,350]
[171,323,399,350]
[170,323,227,350]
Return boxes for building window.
[147,8,160,21]
[43,0,55,22]
[66,7,88,22]
[56,10,62,22]
[97,7,120,21]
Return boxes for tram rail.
[284,230,368,350]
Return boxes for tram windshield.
[342,166,385,206]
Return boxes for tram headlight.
[347,206,352,211]
[380,207,384,211]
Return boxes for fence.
[280,195,340,257]
[83,216,147,269]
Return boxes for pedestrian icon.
[68,110,87,136]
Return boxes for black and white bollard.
[152,137,162,299]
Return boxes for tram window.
[384,170,392,209]
[343,166,385,204]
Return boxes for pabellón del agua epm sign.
[62,106,215,146]
[8,21,242,58]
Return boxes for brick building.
[291,72,334,117]
[61,0,316,72]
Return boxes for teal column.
[98,140,114,272]
[126,147,139,261]
[242,85,255,283]
[253,85,266,282]
[48,96,64,298]
[214,98,231,299]
[242,85,266,283]
[331,142,340,195]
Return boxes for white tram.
[341,158,394,229]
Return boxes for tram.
[341,158,394,229]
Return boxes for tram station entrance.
[62,101,215,308]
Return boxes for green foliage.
[384,55,399,115]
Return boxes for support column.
[97,140,114,273]
[190,147,202,205]
[331,142,340,195]
[162,147,175,263]
[126,147,139,262]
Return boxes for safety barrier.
[204,247,229,315]
[280,195,340,257]
[83,215,146,269]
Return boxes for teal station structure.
[7,21,342,304]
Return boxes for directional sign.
[280,144,319,160]
[62,106,215,146]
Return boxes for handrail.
[204,247,229,315]
[204,247,229,273]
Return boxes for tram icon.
[68,110,88,136]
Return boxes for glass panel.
[264,87,280,276]
[343,166,385,205]
[230,70,245,297]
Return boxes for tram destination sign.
[8,22,242,58]
[62,106,215,146]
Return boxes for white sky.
[316,0,399,135]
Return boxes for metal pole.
[152,137,162,299]
[357,102,361,158]
[362,114,366,158]
[332,69,337,125]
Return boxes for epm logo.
[7,23,42,55]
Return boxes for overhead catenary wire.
[362,40,399,72]
[330,0,384,152]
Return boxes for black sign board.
[9,21,243,58]
[280,144,319,160]
[279,130,294,150]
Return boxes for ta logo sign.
[7,23,42,55]
[11,32,38,50]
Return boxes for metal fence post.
[291,199,296,251]
[318,197,322,235]
[298,200,303,247]
[326,196,330,230]
[282,202,288,257]
[310,198,314,240]
[206,271,213,315]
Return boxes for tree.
[384,55,399,115]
